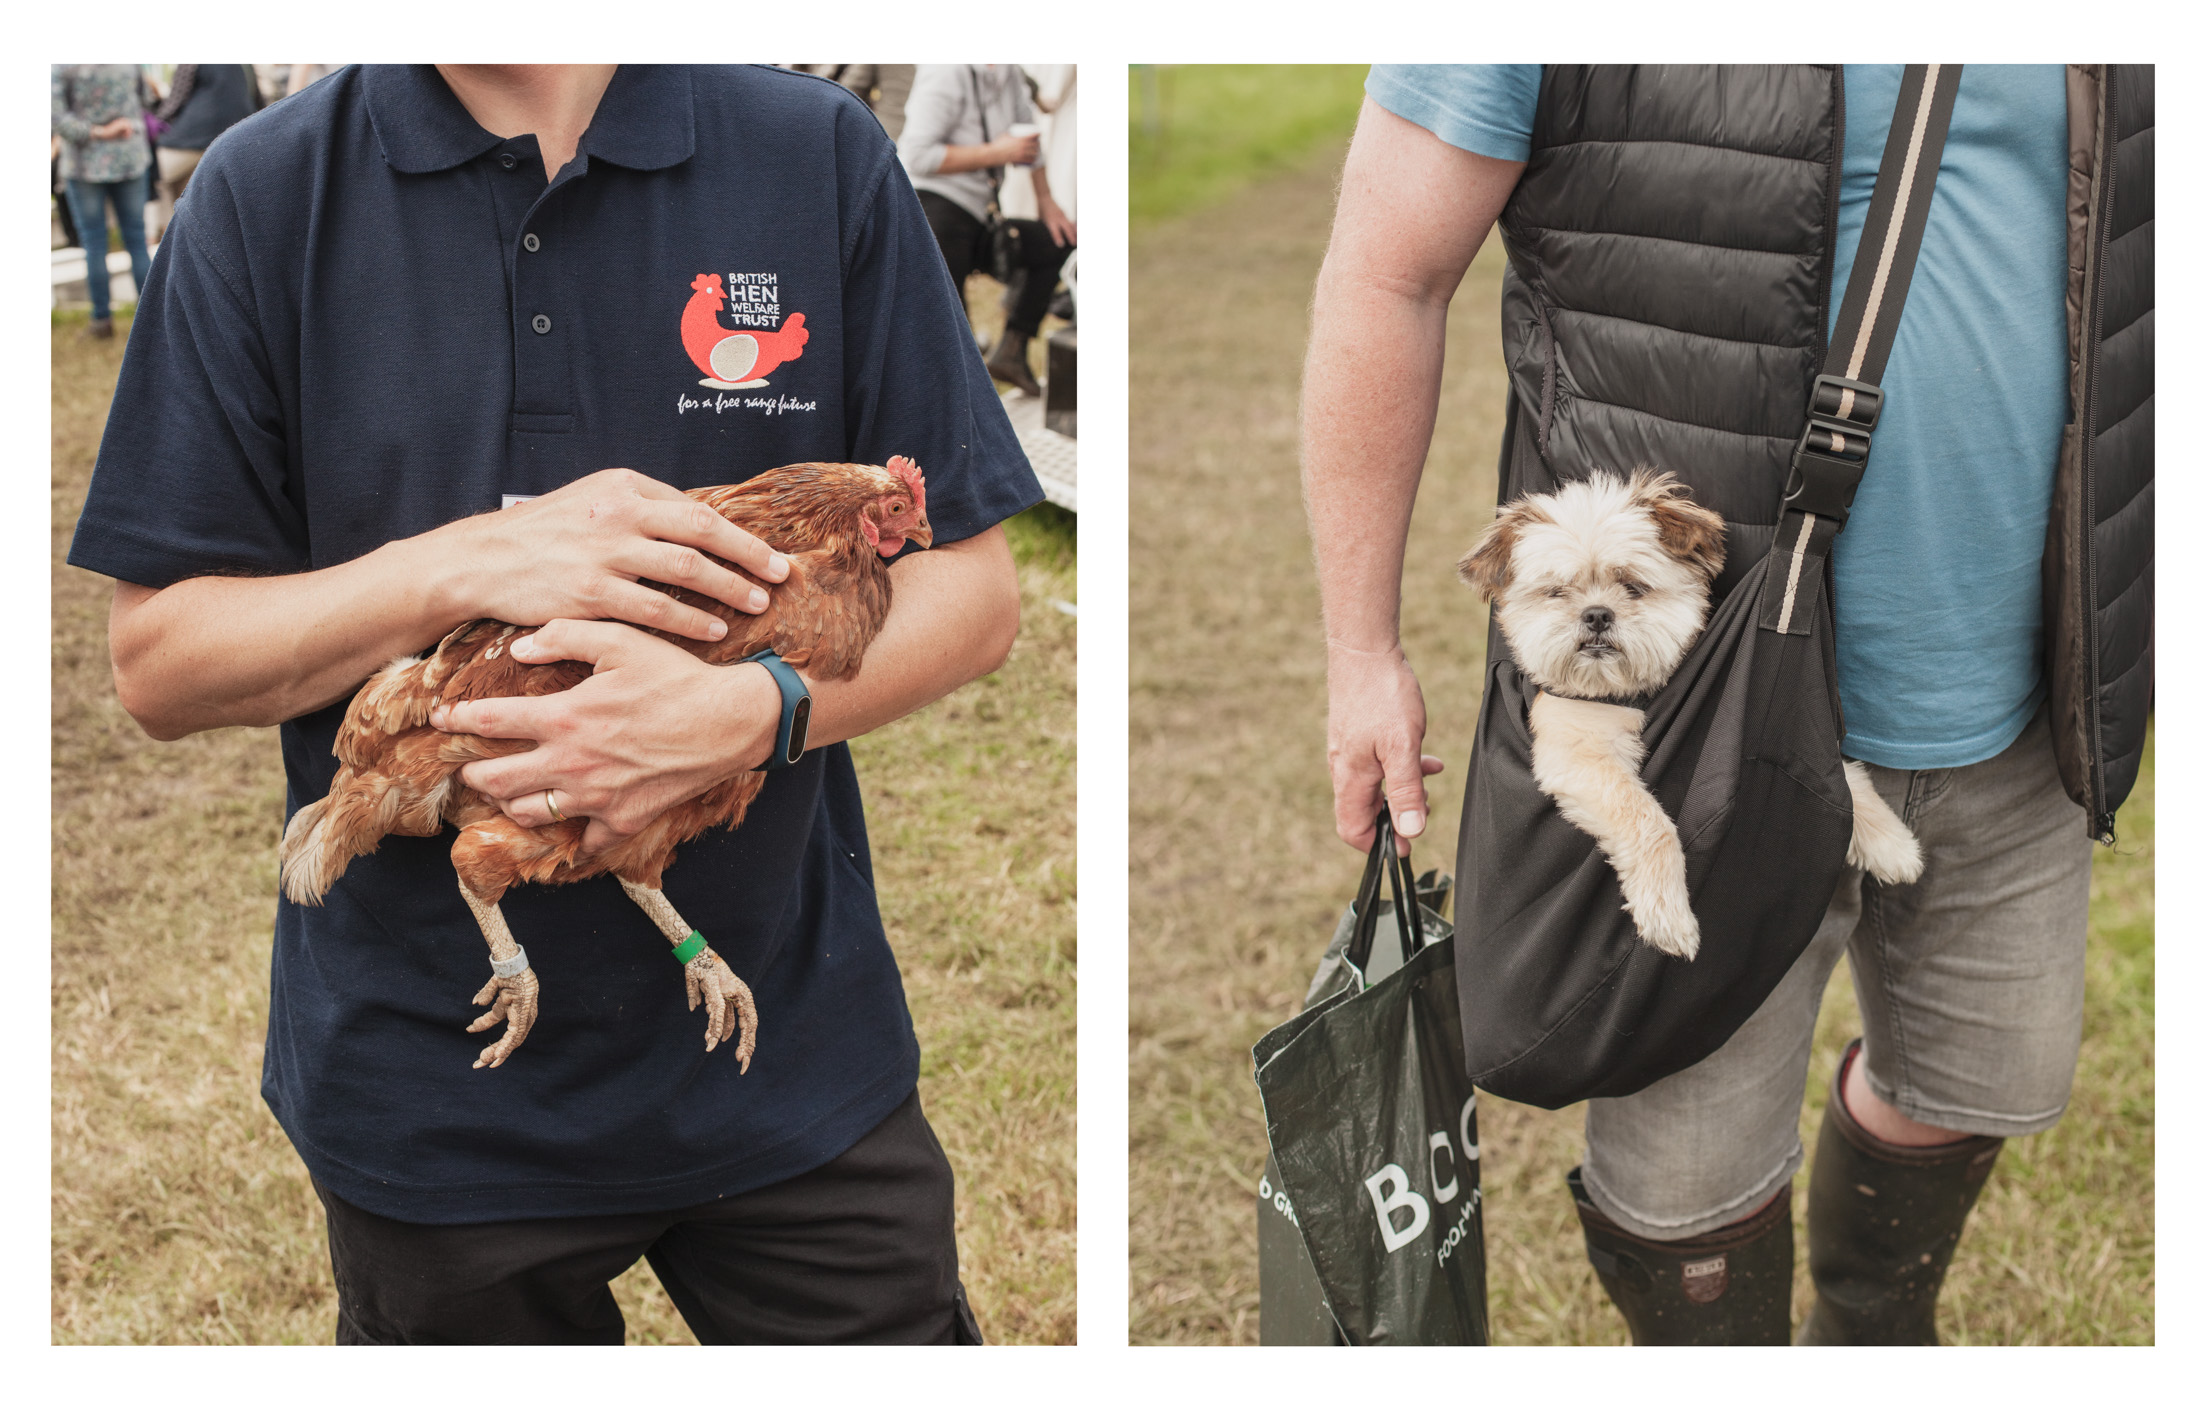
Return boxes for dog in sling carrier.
[1458,469,1922,960]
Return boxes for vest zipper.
[1813,65,1846,373]
[2081,66,2116,843]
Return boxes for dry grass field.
[1128,127,2154,1345]
[51,313,1076,1345]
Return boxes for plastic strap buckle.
[1781,374,1884,526]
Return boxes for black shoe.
[1569,1166,1794,1345]
[84,316,114,340]
[1798,1039,2002,1345]
[985,328,1041,397]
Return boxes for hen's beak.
[907,518,934,550]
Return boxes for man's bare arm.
[807,524,1021,749]
[107,468,791,740]
[933,132,1040,174]
[1302,98,1523,853]
[435,526,1023,852]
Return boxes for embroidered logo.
[681,272,809,389]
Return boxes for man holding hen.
[69,64,1037,1344]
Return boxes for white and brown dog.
[1459,470,1922,960]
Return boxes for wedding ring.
[543,789,567,823]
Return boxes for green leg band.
[672,930,708,965]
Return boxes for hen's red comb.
[886,455,926,517]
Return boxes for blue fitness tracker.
[743,649,810,770]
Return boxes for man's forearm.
[932,141,1005,175]
[805,525,1021,750]
[108,468,793,743]
[109,529,472,740]
[1300,277,1452,655]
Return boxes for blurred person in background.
[53,134,80,250]
[786,65,913,138]
[148,64,263,243]
[287,64,339,98]
[52,63,156,339]
[898,64,1075,397]
[1000,65,1074,325]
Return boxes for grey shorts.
[1579,704,2093,1241]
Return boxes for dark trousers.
[917,189,1071,338]
[315,1089,981,1344]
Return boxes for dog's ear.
[1632,470,1727,583]
[1458,497,1545,600]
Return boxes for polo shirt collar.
[580,65,695,171]
[365,64,695,176]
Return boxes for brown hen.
[277,458,932,1070]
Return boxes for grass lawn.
[1128,121,2153,1345]
[51,312,1076,1344]
[1130,65,1370,228]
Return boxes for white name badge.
[501,494,540,509]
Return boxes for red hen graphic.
[682,273,809,388]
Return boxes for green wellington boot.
[1798,1039,2003,1345]
[1568,1167,1794,1345]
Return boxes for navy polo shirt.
[69,64,1040,1223]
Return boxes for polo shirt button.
[500,153,518,170]
[523,233,540,253]
[531,314,552,335]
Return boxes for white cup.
[1008,122,1042,165]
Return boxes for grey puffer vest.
[1493,65,2152,839]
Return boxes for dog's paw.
[1627,890,1701,961]
[1850,823,1925,885]
[1844,760,1925,885]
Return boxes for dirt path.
[1128,145,2153,1346]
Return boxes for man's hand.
[995,132,1042,166]
[91,117,134,140]
[1327,642,1445,856]
[441,468,789,642]
[430,619,782,853]
[1037,193,1076,249]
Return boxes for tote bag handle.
[1346,808,1427,972]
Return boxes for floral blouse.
[52,64,152,185]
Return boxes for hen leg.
[617,878,758,1071]
[454,878,541,1070]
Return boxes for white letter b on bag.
[1364,1163,1431,1252]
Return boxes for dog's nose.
[1581,605,1615,634]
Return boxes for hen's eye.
[1620,580,1646,599]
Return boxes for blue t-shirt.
[69,65,1041,1223]
[1369,64,2070,770]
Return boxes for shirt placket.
[485,134,579,489]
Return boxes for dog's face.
[1458,470,1726,700]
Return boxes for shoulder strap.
[967,65,1003,204]
[1780,64,1963,538]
